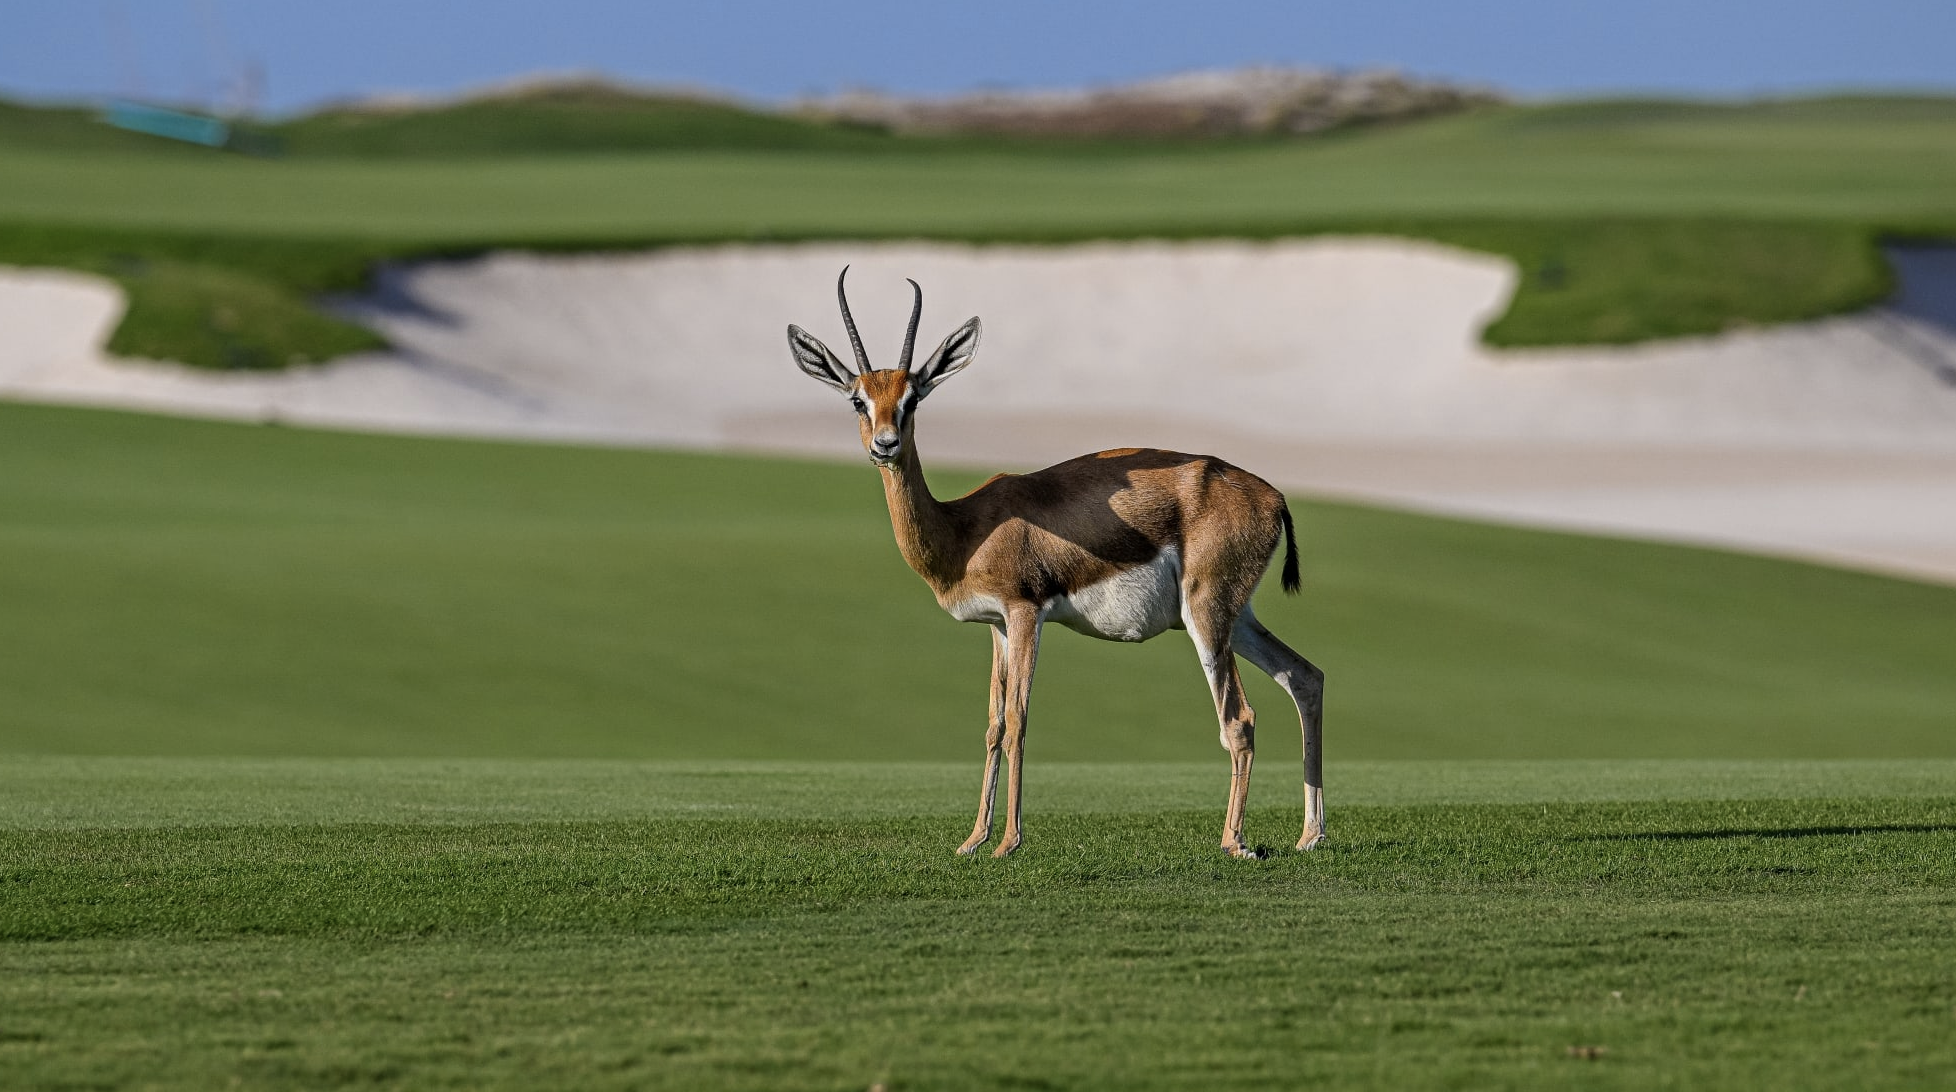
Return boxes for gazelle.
[788,268,1324,859]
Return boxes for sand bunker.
[5,238,1956,583]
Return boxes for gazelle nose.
[872,433,900,453]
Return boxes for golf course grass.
[11,98,1956,234]
[3,95,1953,366]
[4,400,1954,762]
[3,402,1954,1088]
[3,759,1953,1090]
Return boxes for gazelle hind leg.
[1185,598,1260,859]
[957,624,1009,855]
[1233,609,1326,850]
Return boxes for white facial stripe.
[873,385,916,440]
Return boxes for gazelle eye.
[849,396,866,414]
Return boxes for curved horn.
[897,279,924,373]
[836,266,872,374]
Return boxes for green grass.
[3,759,1954,1089]
[11,97,1956,232]
[1,95,1951,367]
[263,87,912,157]
[0,223,398,368]
[4,399,1954,1087]
[11,757,1956,828]
[3,400,1954,762]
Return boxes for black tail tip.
[1279,503,1302,595]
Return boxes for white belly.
[1045,546,1183,643]
[946,592,1008,625]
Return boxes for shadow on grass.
[1575,824,1956,843]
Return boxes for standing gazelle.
[788,269,1325,859]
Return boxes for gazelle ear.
[912,317,981,397]
[787,324,855,393]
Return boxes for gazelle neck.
[877,435,960,589]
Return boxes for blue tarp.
[103,101,230,148]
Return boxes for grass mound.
[268,87,907,157]
[0,222,393,368]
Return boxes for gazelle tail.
[1279,502,1301,595]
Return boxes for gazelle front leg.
[993,606,1043,858]
[1214,664,1260,860]
[1189,601,1261,859]
[957,624,1009,855]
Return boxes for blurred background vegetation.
[2,91,1949,369]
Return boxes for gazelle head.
[788,267,982,467]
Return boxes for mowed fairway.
[3,401,1953,761]
[3,761,1955,1089]
[3,401,1956,1088]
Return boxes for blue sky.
[3,1,1953,114]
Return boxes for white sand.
[6,238,1956,583]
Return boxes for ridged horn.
[836,266,872,374]
[897,279,924,373]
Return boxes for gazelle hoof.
[991,839,1021,859]
[1224,843,1266,860]
[955,839,986,856]
[1296,832,1326,852]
